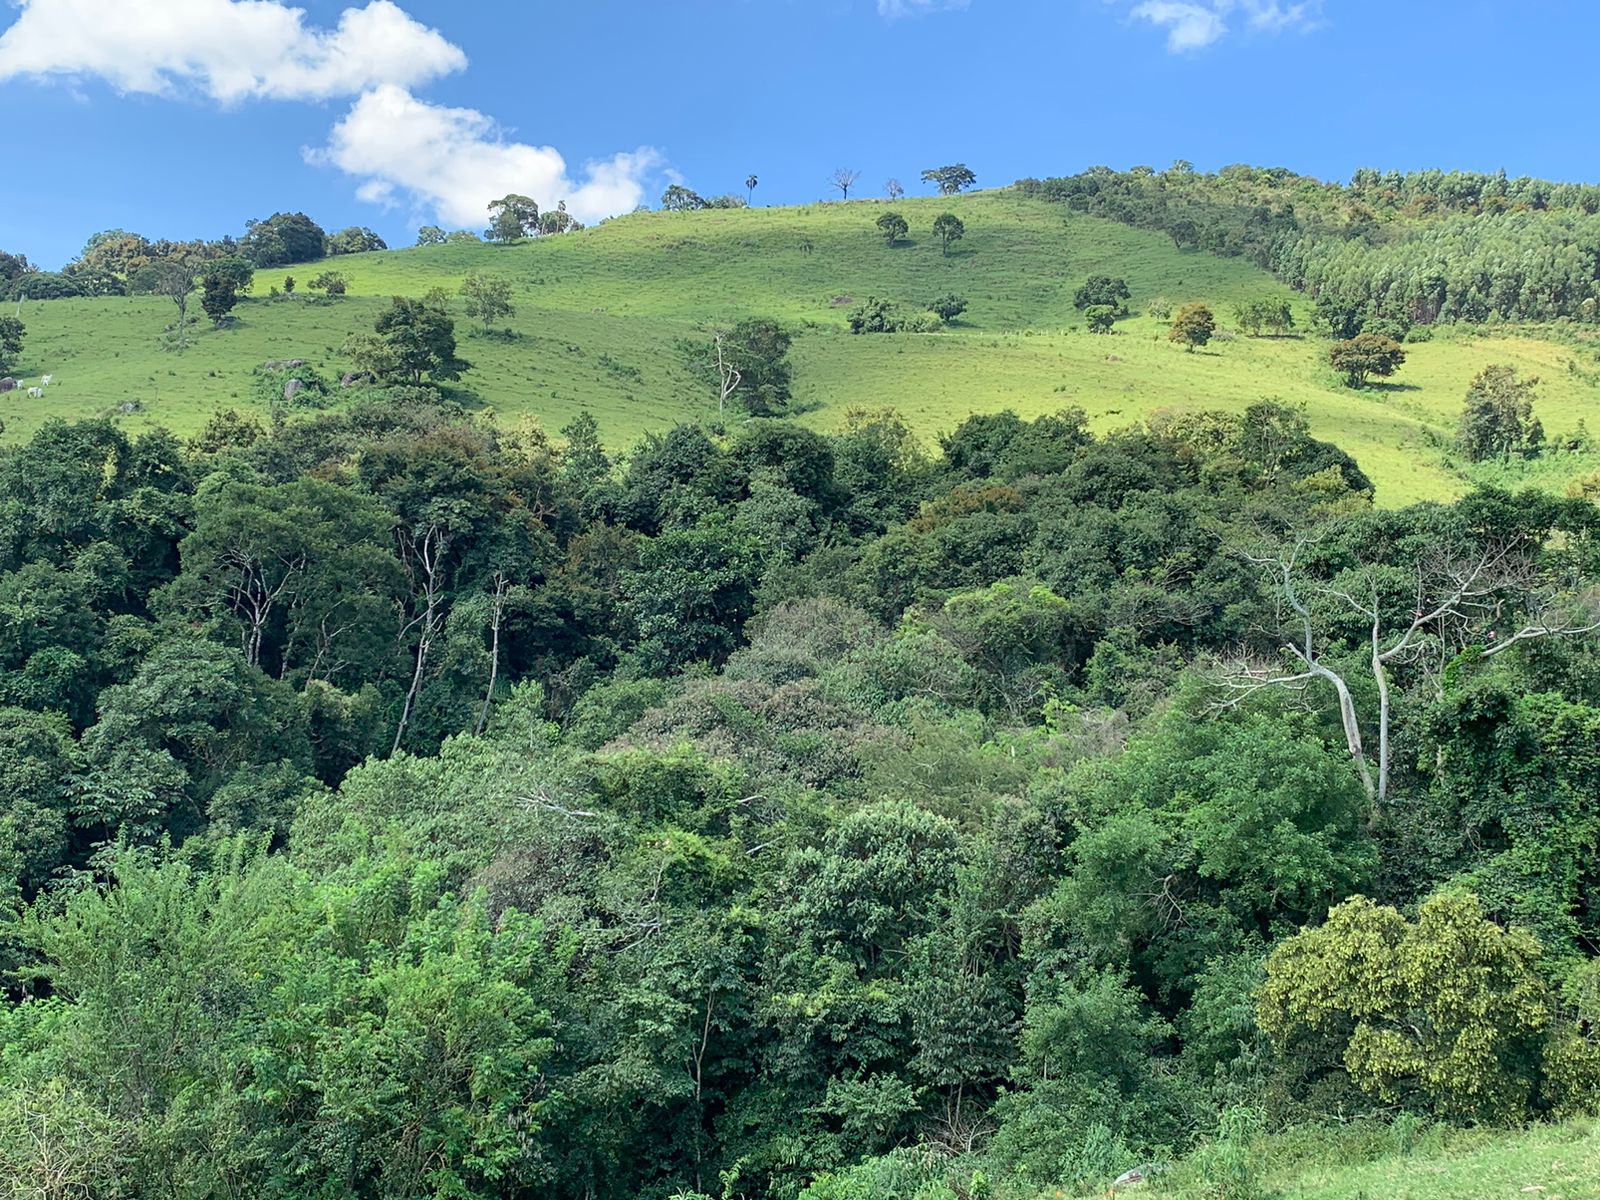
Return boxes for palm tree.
[746,174,759,205]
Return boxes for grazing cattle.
[27,386,44,398]
[40,374,52,386]
[0,377,16,393]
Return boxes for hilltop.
[9,187,1600,504]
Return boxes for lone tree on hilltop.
[486,194,539,243]
[661,184,707,212]
[1459,364,1543,461]
[876,212,909,246]
[885,178,905,200]
[416,225,447,246]
[932,213,965,256]
[921,164,977,195]
[1329,333,1406,387]
[829,168,862,200]
[746,174,759,205]
[1169,303,1216,352]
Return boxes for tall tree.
[829,168,862,200]
[486,194,540,243]
[154,257,201,351]
[1459,364,1541,461]
[920,164,978,195]
[931,213,965,256]
[746,174,759,205]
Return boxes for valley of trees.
[3,380,1600,1196]
[5,162,1600,1196]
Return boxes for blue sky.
[1,0,1595,268]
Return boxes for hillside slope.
[9,190,1600,503]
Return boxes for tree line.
[1018,162,1600,331]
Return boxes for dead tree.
[1221,534,1600,809]
[392,521,450,754]
[828,167,862,200]
[712,328,741,415]
[474,571,510,736]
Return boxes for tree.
[560,410,612,491]
[282,275,296,295]
[661,184,707,212]
[154,257,200,350]
[460,272,516,334]
[1459,364,1541,461]
[1329,333,1406,387]
[416,225,447,246]
[326,226,388,255]
[309,270,347,297]
[1168,303,1216,351]
[486,194,539,242]
[539,201,581,236]
[885,178,905,201]
[829,168,862,200]
[1259,893,1554,1123]
[1073,275,1131,313]
[876,212,909,246]
[932,213,965,256]
[1084,304,1117,334]
[928,294,967,322]
[920,164,977,195]
[687,318,794,415]
[1224,521,1600,807]
[0,315,22,374]
[200,275,239,327]
[203,256,255,294]
[746,174,759,205]
[371,294,469,384]
[241,212,327,267]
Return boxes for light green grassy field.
[8,190,1600,504]
[1076,1119,1600,1200]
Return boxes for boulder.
[283,378,304,402]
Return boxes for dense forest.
[4,383,1600,1196]
[1019,163,1600,334]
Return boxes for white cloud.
[877,0,968,18]
[1131,1,1228,50]
[313,85,662,228]
[1125,0,1323,52]
[0,0,465,102]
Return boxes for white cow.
[40,374,51,386]
[27,387,44,398]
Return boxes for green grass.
[9,189,1600,504]
[1069,1119,1600,1200]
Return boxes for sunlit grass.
[8,190,1600,504]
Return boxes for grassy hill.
[10,189,1600,504]
[1084,1118,1600,1200]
